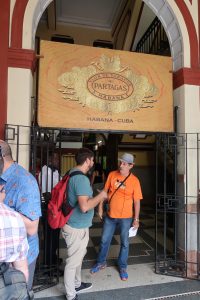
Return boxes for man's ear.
[85,157,90,164]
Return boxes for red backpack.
[47,170,84,229]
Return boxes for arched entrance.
[7,0,200,295]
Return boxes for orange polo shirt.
[104,170,143,218]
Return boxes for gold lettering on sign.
[87,73,133,100]
[58,55,158,114]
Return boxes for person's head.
[0,140,13,175]
[50,152,59,169]
[43,152,59,170]
[75,148,94,171]
[118,153,134,175]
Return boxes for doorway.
[30,126,157,290]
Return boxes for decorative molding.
[8,48,37,73]
[173,67,200,89]
[143,0,183,71]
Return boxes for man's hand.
[78,190,107,213]
[98,200,104,220]
[133,200,140,229]
[98,190,107,201]
[97,190,107,220]
[132,219,139,229]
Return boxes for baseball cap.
[118,153,134,164]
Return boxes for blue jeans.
[97,216,132,269]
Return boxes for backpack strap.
[69,170,85,178]
[62,170,84,181]
[64,170,86,209]
[108,172,131,203]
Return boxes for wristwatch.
[134,218,139,222]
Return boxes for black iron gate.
[155,133,200,279]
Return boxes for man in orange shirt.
[90,153,142,281]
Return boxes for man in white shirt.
[39,153,60,194]
[38,153,62,266]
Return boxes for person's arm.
[17,179,41,236]
[12,258,29,283]
[78,190,107,213]
[97,173,111,219]
[0,185,5,203]
[98,200,104,219]
[12,216,29,283]
[132,200,140,228]
[18,214,39,236]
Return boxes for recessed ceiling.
[56,0,127,29]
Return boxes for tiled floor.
[59,213,155,270]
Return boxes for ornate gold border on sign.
[58,55,158,114]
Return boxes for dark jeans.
[97,216,132,269]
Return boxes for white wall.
[7,68,33,169]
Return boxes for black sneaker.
[75,282,92,293]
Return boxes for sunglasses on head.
[119,161,132,166]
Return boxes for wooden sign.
[38,40,173,132]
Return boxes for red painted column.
[0,1,10,139]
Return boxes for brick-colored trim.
[8,48,37,73]
[175,0,199,68]
[11,0,28,48]
[173,68,200,89]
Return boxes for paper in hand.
[129,227,138,237]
